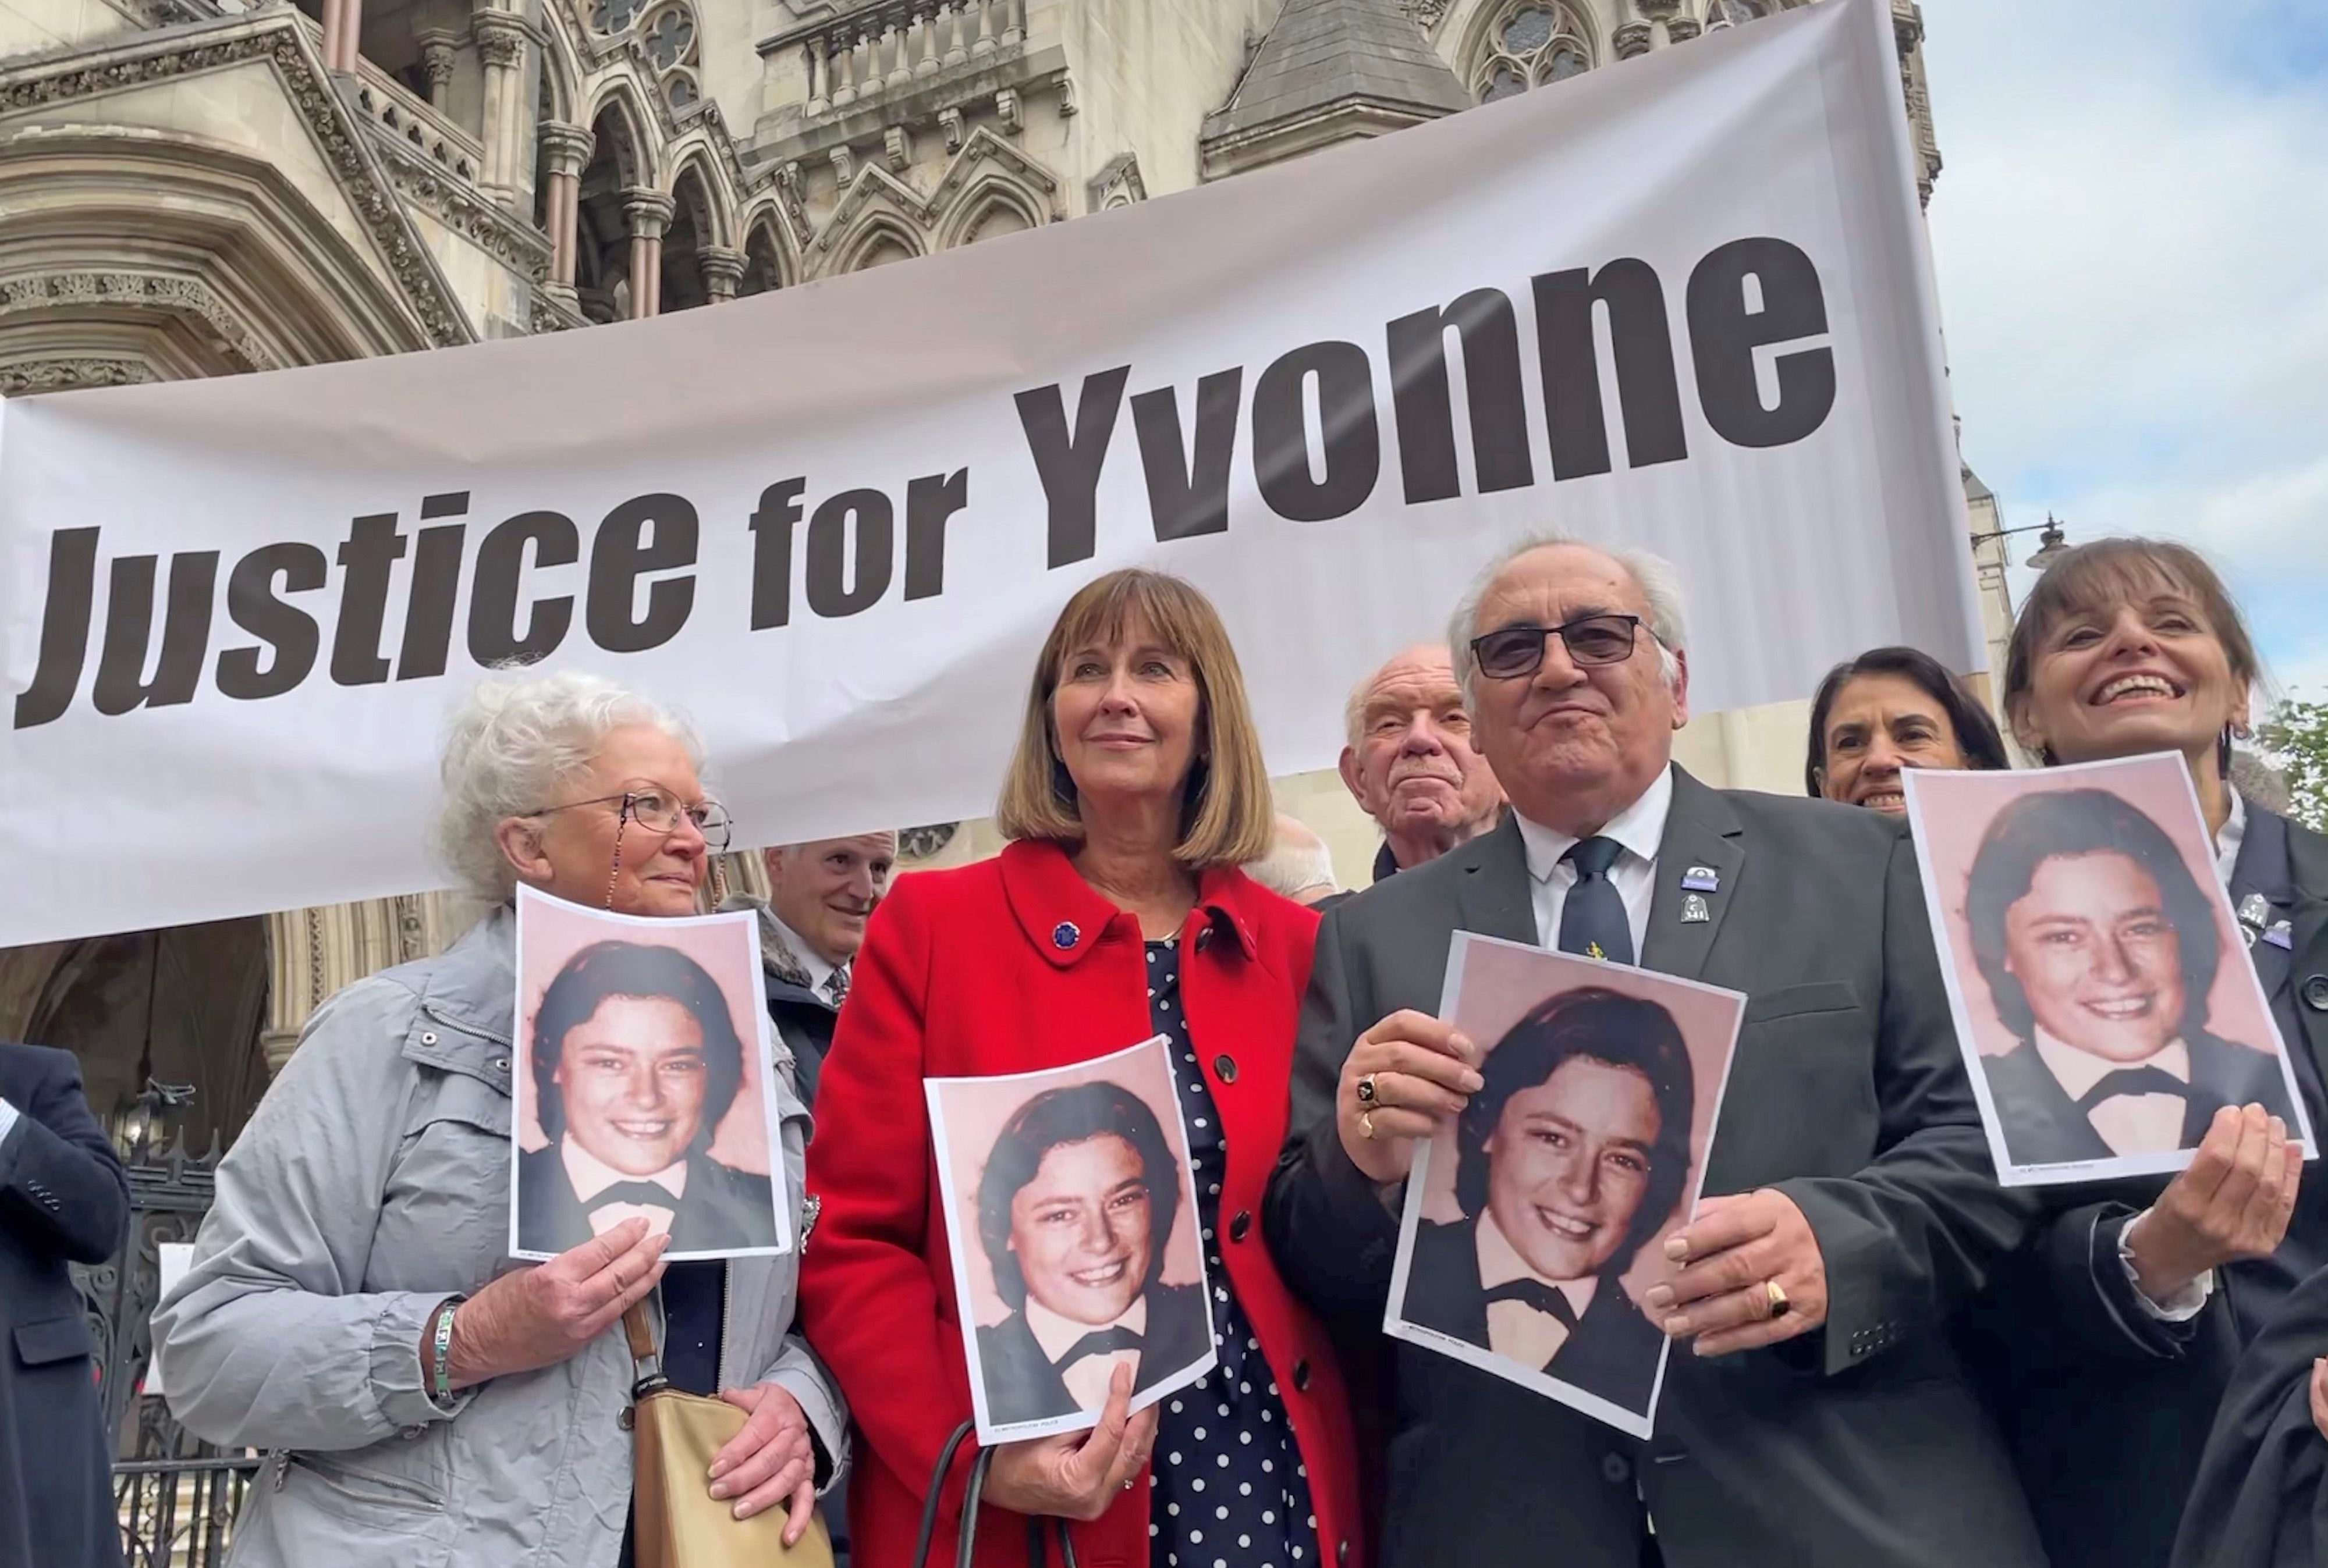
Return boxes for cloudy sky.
[1919,0,2328,701]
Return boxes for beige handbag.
[623,1303,834,1568]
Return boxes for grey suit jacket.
[1264,766,2047,1568]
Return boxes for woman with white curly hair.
[154,669,845,1568]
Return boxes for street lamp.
[1970,514,2074,572]
[112,1079,196,1160]
[2022,515,2071,571]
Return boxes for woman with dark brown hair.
[798,569,1362,1568]
[1962,538,2323,1568]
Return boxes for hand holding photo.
[927,1036,1216,1445]
[510,884,794,1261]
[1903,753,2315,1186]
[1385,933,1746,1441]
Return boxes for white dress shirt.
[770,915,840,997]
[0,1098,17,1149]
[2214,790,2247,889]
[1025,1295,1149,1411]
[560,1135,686,1237]
[1476,1208,1597,1370]
[1513,766,1674,955]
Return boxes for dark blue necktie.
[1557,835,1633,966]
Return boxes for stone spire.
[1200,0,1471,181]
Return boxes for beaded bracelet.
[427,1297,463,1410]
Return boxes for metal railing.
[116,1453,261,1568]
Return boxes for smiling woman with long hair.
[798,569,1363,1568]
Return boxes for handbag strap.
[909,1418,977,1568]
[622,1302,663,1387]
[957,1447,995,1568]
[906,1417,1080,1568]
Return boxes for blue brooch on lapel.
[1051,921,1080,951]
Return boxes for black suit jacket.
[1401,1218,1663,1414]
[1982,1028,2298,1169]
[974,1282,1212,1427]
[2170,1260,2328,1568]
[517,1143,779,1256]
[0,1043,128,1568]
[1264,767,2048,1568]
[1962,800,2328,1568]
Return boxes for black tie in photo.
[1558,836,1634,966]
[1482,1277,1580,1331]
[587,1181,681,1211]
[1057,1324,1144,1367]
[2074,1065,2194,1114]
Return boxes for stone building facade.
[0,0,1961,1139]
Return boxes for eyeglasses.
[1469,614,1651,680]
[531,789,733,852]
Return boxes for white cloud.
[1919,0,2328,595]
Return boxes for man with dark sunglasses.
[1266,532,2049,1568]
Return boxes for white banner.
[0,0,1972,947]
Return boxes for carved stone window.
[665,72,699,112]
[644,8,696,70]
[1474,3,1592,104]
[1709,0,1769,23]
[590,0,648,34]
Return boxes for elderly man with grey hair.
[155,669,846,1568]
[1339,643,1505,883]
[1265,534,2049,1568]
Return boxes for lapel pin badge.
[2265,920,2294,951]
[1681,866,1719,893]
[1051,920,1080,951]
[1681,893,1712,924]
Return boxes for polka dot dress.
[1145,938,1316,1568]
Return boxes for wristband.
[427,1296,464,1410]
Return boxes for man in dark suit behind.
[1264,535,2049,1568]
[0,1042,129,1568]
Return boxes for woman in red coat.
[800,569,1363,1568]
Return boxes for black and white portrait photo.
[1387,935,1745,1438]
[1906,755,2315,1185]
[928,1037,1216,1443]
[512,888,790,1260]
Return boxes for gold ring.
[1763,1279,1790,1320]
[1360,1108,1378,1140]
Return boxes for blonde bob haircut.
[995,569,1275,869]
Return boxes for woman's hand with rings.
[1336,1010,1482,1185]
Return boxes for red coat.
[799,840,1364,1568]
